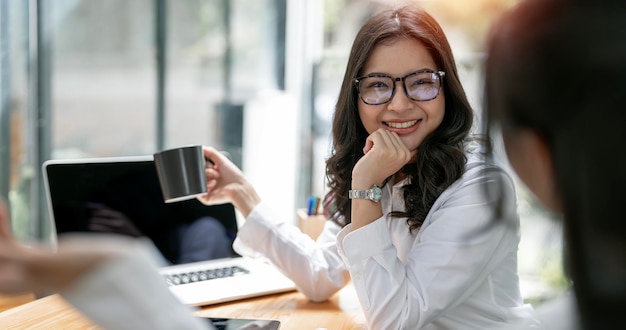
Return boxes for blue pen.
[307,196,316,216]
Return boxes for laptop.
[42,155,296,307]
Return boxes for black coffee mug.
[153,145,207,203]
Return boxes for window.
[0,0,289,242]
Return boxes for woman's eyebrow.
[362,68,436,77]
[360,71,390,76]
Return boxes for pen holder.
[296,208,327,241]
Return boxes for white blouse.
[235,145,540,329]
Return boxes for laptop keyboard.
[164,265,250,286]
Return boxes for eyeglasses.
[354,69,445,105]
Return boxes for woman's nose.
[387,81,412,111]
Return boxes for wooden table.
[0,284,367,329]
[0,293,36,313]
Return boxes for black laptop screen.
[44,158,239,265]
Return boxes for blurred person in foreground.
[0,198,210,330]
[485,0,626,329]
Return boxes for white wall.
[241,0,324,226]
[242,90,298,224]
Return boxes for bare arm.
[0,199,110,295]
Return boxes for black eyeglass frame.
[354,69,446,105]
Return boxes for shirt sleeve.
[337,165,522,329]
[60,237,212,330]
[233,202,351,302]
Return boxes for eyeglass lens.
[358,71,442,105]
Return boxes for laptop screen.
[43,156,239,266]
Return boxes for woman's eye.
[412,79,432,86]
[368,80,389,89]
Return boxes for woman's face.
[357,38,445,156]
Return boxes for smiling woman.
[190,4,540,329]
[354,38,446,162]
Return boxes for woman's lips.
[385,119,419,129]
[384,119,421,134]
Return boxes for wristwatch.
[348,184,383,202]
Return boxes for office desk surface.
[0,284,367,329]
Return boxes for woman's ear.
[503,128,562,212]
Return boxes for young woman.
[484,0,626,328]
[199,5,538,329]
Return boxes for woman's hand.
[197,146,261,218]
[349,129,411,230]
[0,199,111,295]
[352,128,412,189]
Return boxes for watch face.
[371,186,382,202]
[349,185,382,202]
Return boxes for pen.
[307,196,315,216]
[307,196,321,216]
[313,197,320,215]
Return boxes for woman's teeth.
[386,120,418,129]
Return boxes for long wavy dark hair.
[324,5,474,232]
